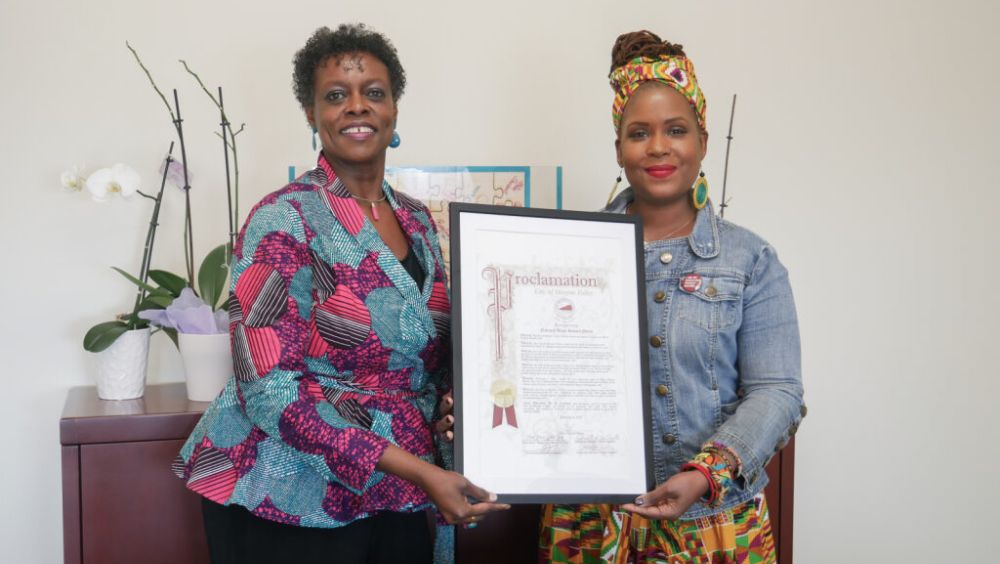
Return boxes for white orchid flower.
[60,164,86,191]
[85,164,141,202]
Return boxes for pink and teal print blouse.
[173,153,452,527]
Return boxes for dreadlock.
[610,30,687,73]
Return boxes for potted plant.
[71,153,185,399]
[138,244,232,401]
[73,43,245,401]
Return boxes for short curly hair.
[292,24,407,109]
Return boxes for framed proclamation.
[450,202,654,504]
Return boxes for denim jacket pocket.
[675,274,744,331]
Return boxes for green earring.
[692,171,709,210]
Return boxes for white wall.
[2,0,997,561]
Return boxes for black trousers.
[201,498,433,564]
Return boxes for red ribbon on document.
[492,404,518,428]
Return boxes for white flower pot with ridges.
[179,332,232,402]
[95,327,150,400]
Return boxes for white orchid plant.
[71,42,244,353]
[69,156,229,353]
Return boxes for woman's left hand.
[620,470,711,520]
[434,391,454,441]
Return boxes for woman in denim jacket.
[539,31,805,563]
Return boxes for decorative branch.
[719,94,737,218]
[125,41,177,123]
[219,86,234,255]
[172,89,195,286]
[178,59,222,107]
[127,42,195,287]
[179,59,245,258]
[129,142,175,325]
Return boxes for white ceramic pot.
[178,332,233,402]
[95,327,151,400]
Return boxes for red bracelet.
[680,462,718,504]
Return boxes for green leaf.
[83,320,129,352]
[198,243,230,310]
[138,294,173,310]
[121,311,149,330]
[111,267,157,294]
[148,270,188,297]
[162,327,179,349]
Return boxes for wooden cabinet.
[61,384,793,563]
[61,384,210,564]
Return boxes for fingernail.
[634,497,644,506]
[501,504,511,510]
[445,415,454,424]
[446,397,454,406]
[489,492,498,502]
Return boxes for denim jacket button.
[656,384,669,396]
[654,290,666,303]
[659,252,673,264]
[662,433,677,445]
[705,286,718,298]
[650,335,663,348]
[800,405,808,417]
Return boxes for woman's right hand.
[421,466,510,525]
[376,444,509,525]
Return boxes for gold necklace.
[627,203,695,241]
[658,217,693,240]
[349,192,388,220]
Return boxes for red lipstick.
[645,165,677,179]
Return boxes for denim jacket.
[606,189,805,518]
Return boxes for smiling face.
[305,52,397,169]
[615,82,707,208]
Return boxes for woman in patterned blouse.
[173,24,508,564]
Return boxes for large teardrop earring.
[389,130,401,148]
[606,168,624,206]
[311,126,318,151]
[691,171,709,210]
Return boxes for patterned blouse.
[173,153,452,527]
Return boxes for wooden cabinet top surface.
[60,383,209,445]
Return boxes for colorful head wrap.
[609,55,706,132]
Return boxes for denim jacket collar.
[606,187,720,258]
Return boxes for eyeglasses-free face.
[615,82,707,209]
[306,52,398,170]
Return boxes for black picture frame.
[449,202,653,504]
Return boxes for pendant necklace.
[350,192,388,221]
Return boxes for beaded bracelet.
[704,441,743,477]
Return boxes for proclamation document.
[451,203,652,503]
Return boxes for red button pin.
[680,274,702,293]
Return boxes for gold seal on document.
[489,379,517,408]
